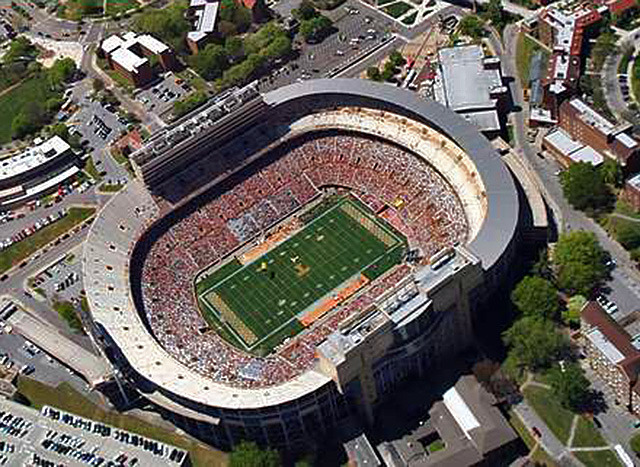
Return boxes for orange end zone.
[299,274,369,327]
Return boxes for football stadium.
[83,79,545,451]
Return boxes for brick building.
[101,32,177,87]
[621,173,640,211]
[580,301,640,411]
[559,98,640,169]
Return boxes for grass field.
[0,75,59,144]
[574,449,623,467]
[516,33,549,89]
[16,378,227,467]
[382,2,413,18]
[523,386,573,445]
[572,417,607,448]
[198,198,405,354]
[0,207,95,274]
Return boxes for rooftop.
[110,47,148,72]
[0,136,71,182]
[437,45,503,113]
[102,31,170,72]
[377,375,517,466]
[568,98,615,135]
[627,172,640,189]
[188,0,219,43]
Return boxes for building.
[376,375,519,466]
[0,136,79,207]
[84,79,542,451]
[186,0,219,54]
[542,128,604,167]
[101,32,177,87]
[580,301,640,411]
[536,0,636,117]
[559,98,640,169]
[538,4,600,116]
[621,172,640,211]
[0,398,189,466]
[434,45,507,137]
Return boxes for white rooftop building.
[434,45,507,134]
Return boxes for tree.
[502,317,568,371]
[547,363,591,411]
[599,158,623,187]
[560,162,612,212]
[381,60,397,82]
[389,49,406,68]
[134,2,190,52]
[511,276,559,320]
[458,15,485,40]
[367,66,381,81]
[563,295,586,327]
[219,0,252,32]
[225,36,245,62]
[631,433,640,454]
[483,0,504,28]
[50,123,70,140]
[92,78,105,93]
[300,15,333,43]
[48,58,76,89]
[229,441,280,467]
[292,0,317,21]
[614,220,640,250]
[554,231,607,295]
[190,44,229,80]
[261,35,291,60]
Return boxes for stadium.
[83,79,539,451]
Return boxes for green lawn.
[0,207,95,274]
[516,33,548,89]
[427,439,444,453]
[105,0,139,16]
[16,378,227,467]
[199,198,405,353]
[98,183,124,193]
[84,156,103,181]
[614,199,640,219]
[574,449,622,467]
[382,2,413,18]
[631,56,640,103]
[401,11,418,25]
[523,386,574,444]
[0,75,59,144]
[572,417,607,448]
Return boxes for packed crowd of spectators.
[139,132,468,388]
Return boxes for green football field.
[197,198,406,353]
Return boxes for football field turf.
[197,198,406,353]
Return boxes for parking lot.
[29,251,83,303]
[259,5,394,91]
[135,73,191,117]
[0,332,86,388]
[68,83,130,181]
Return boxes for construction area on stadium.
[196,196,406,354]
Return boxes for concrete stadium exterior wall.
[83,79,520,451]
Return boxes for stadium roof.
[84,79,519,411]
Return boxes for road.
[602,25,640,122]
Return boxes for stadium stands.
[139,131,467,389]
